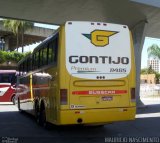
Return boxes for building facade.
[140,74,156,84]
[147,59,160,73]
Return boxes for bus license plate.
[102,96,113,101]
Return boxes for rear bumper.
[57,107,136,125]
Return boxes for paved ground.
[0,98,160,143]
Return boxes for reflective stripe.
[72,90,127,95]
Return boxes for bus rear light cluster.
[90,22,107,26]
[96,76,105,79]
[68,21,108,26]
[68,22,72,25]
[130,88,135,102]
[60,89,68,105]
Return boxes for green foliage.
[147,44,160,59]
[141,66,156,74]
[3,19,34,35]
[141,66,160,83]
[156,73,160,81]
[141,68,148,74]
[0,51,30,64]
[0,51,6,63]
[3,19,34,52]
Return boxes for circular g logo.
[91,30,117,47]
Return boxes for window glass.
[19,64,22,76]
[24,60,27,74]
[33,52,39,70]
[48,36,58,64]
[48,43,54,64]
[32,54,35,70]
[30,34,58,70]
[27,57,32,72]
[36,51,39,69]
[0,73,15,83]
[39,49,43,67]
[0,74,10,83]
[43,47,48,65]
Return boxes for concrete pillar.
[131,20,148,106]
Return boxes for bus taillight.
[131,88,135,102]
[60,89,68,105]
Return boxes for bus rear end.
[0,70,16,103]
[58,21,136,125]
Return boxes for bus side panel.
[45,67,59,123]
[56,26,70,123]
[17,75,34,113]
[129,33,136,107]
[0,84,15,102]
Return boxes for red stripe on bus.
[72,90,127,95]
[0,85,10,88]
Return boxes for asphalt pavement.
[0,98,160,143]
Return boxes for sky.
[131,0,160,8]
[141,37,160,69]
[34,23,59,30]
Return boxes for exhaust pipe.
[77,118,83,124]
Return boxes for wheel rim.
[12,96,15,104]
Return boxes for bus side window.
[24,60,27,74]
[43,46,48,65]
[38,50,40,68]
[1,74,9,83]
[39,49,43,67]
[48,36,58,64]
[35,51,39,69]
[18,64,21,76]
[32,52,38,70]
[22,62,25,75]
[33,54,36,70]
[28,57,32,72]
[54,36,58,62]
[11,74,16,85]
[48,42,54,64]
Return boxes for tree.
[141,67,160,83]
[3,19,34,52]
[147,44,160,59]
[141,66,155,75]
[141,68,148,74]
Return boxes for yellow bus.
[16,21,136,127]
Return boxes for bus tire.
[11,95,16,105]
[39,104,50,129]
[35,103,40,125]
[18,98,22,112]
